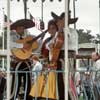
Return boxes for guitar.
[11,30,48,60]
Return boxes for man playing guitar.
[10,19,39,100]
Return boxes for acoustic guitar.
[11,30,48,60]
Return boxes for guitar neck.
[34,29,48,40]
[27,29,48,44]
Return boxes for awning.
[11,0,62,2]
[10,0,63,19]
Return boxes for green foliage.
[0,36,2,48]
[0,30,7,49]
[95,34,100,43]
[77,29,94,44]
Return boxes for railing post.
[65,0,69,100]
[7,0,10,99]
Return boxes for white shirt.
[93,59,100,79]
[10,31,24,49]
[46,32,58,50]
[32,61,42,82]
[68,28,78,52]
[45,32,59,61]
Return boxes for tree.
[77,29,94,44]
[91,33,100,44]
[0,36,2,49]
[0,30,7,49]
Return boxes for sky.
[0,0,99,36]
[75,0,99,35]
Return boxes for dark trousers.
[57,61,65,100]
[56,50,65,100]
[0,77,6,100]
[93,85,100,100]
[10,62,32,100]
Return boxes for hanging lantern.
[58,0,62,2]
[40,20,45,30]
[32,0,37,2]
[42,0,45,2]
[10,0,20,2]
[50,0,53,2]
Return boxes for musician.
[50,12,65,100]
[30,20,58,99]
[41,20,59,99]
[41,19,58,60]
[51,11,78,100]
[10,19,35,100]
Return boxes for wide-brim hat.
[51,12,78,24]
[10,19,35,30]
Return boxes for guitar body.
[31,41,38,50]
[11,48,32,60]
[11,30,47,60]
[11,36,39,60]
[16,36,39,50]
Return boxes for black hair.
[96,52,100,57]
[47,19,58,31]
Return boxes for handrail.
[1,67,100,100]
